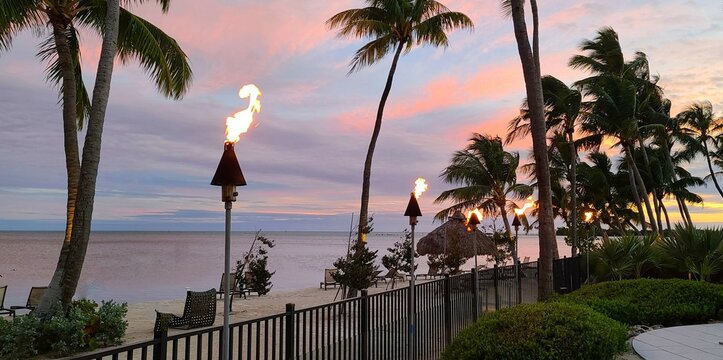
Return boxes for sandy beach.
[123,284,397,343]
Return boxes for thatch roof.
[417,211,495,257]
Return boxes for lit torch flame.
[413,178,428,199]
[225,84,262,143]
[515,196,535,215]
[584,211,594,223]
[466,209,483,225]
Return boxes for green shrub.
[441,302,627,360]
[0,299,127,359]
[557,278,723,326]
[0,315,41,360]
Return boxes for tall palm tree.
[504,0,557,300]
[1,0,192,314]
[327,0,473,244]
[571,27,660,235]
[1,0,191,245]
[677,101,723,199]
[507,75,590,256]
[435,134,533,236]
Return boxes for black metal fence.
[66,256,585,360]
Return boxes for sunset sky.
[0,0,721,232]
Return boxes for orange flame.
[584,211,594,223]
[465,209,482,224]
[413,178,428,199]
[225,84,262,143]
[515,196,535,215]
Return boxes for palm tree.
[1,0,191,244]
[435,134,533,237]
[658,225,723,281]
[1,0,192,314]
[571,27,660,234]
[677,101,723,199]
[507,75,590,256]
[504,0,557,300]
[327,0,473,244]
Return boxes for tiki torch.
[211,84,261,360]
[404,178,426,360]
[465,209,481,319]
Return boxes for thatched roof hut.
[417,211,495,257]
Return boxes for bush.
[557,278,723,326]
[0,299,128,359]
[0,315,41,360]
[441,302,627,360]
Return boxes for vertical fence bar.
[360,290,369,360]
[443,275,451,346]
[152,328,167,360]
[493,264,499,311]
[471,268,479,320]
[285,303,295,360]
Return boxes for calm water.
[0,231,570,306]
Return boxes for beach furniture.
[242,271,258,296]
[10,286,47,314]
[419,266,446,279]
[522,256,530,263]
[217,272,246,300]
[155,288,216,331]
[0,285,15,318]
[381,269,405,289]
[319,269,338,290]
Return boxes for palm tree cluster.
[506,27,722,246]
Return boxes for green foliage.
[0,300,127,359]
[486,229,514,265]
[557,279,723,326]
[333,242,379,291]
[244,234,276,296]
[427,253,466,275]
[0,315,41,360]
[381,229,418,273]
[441,302,627,360]
[592,234,658,280]
[658,225,723,281]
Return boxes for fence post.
[471,267,479,320]
[444,275,452,346]
[493,264,499,311]
[285,303,295,360]
[152,328,167,360]
[360,289,369,360]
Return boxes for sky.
[0,0,721,232]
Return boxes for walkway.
[632,324,723,360]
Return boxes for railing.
[66,256,585,360]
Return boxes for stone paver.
[632,324,723,360]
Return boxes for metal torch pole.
[472,229,479,317]
[514,227,520,304]
[408,219,416,360]
[223,201,232,360]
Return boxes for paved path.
[633,324,723,360]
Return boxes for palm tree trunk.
[660,197,671,231]
[499,205,512,236]
[626,159,647,233]
[703,140,723,198]
[637,136,663,231]
[35,21,81,318]
[357,42,405,243]
[509,0,555,300]
[675,198,688,226]
[626,147,658,234]
[59,0,120,305]
[568,134,578,257]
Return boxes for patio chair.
[10,286,47,313]
[0,286,15,318]
[522,256,530,263]
[243,271,258,296]
[319,269,338,290]
[154,288,216,331]
[382,269,406,290]
[217,272,246,300]
[418,266,442,280]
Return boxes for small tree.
[333,244,378,295]
[237,232,276,296]
[381,229,418,274]
[427,253,466,275]
[485,227,515,266]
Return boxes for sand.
[123,284,396,343]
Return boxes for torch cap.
[404,192,423,217]
[467,211,480,226]
[512,213,522,227]
[211,142,247,186]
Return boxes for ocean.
[0,231,570,306]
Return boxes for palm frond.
[0,0,45,52]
